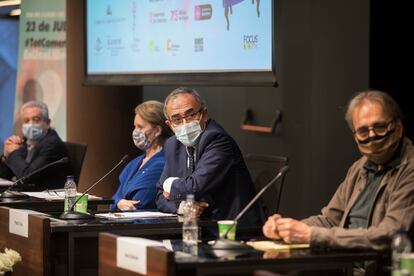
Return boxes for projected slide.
[86,0,272,74]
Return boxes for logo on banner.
[194,38,204,52]
[243,35,258,49]
[195,4,212,21]
[166,39,180,52]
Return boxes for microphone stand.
[0,157,69,199]
[59,155,129,220]
[211,166,289,251]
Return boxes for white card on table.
[116,237,164,274]
[9,209,29,237]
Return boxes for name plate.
[9,209,29,237]
[116,237,164,274]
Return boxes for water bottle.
[64,176,77,212]
[182,194,198,255]
[391,228,412,276]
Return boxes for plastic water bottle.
[64,176,77,212]
[391,228,412,276]
[182,194,198,255]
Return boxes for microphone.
[0,157,69,199]
[211,165,289,251]
[59,154,129,220]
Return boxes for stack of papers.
[96,211,177,220]
[22,190,102,201]
[246,241,309,251]
[22,191,65,200]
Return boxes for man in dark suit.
[0,101,69,191]
[156,87,264,227]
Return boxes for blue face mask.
[22,123,45,140]
[174,120,203,147]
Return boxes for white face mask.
[174,120,203,147]
[22,123,45,140]
[132,129,154,150]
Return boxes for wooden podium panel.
[0,207,51,276]
[99,233,175,276]
[99,232,382,276]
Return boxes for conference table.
[0,205,386,276]
[99,232,384,276]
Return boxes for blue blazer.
[110,150,165,211]
[156,120,264,227]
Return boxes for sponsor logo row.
[95,35,259,54]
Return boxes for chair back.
[244,154,288,217]
[64,142,88,184]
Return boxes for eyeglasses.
[169,108,203,126]
[353,119,394,140]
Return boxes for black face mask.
[356,126,401,165]
[356,128,395,145]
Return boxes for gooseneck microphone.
[0,157,69,199]
[59,154,129,220]
[212,165,289,250]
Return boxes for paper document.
[22,190,65,200]
[246,241,309,251]
[96,211,177,220]
[0,178,13,187]
[22,190,102,201]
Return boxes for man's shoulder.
[205,119,227,134]
[42,129,64,144]
[396,138,414,171]
[202,119,237,146]
[37,129,67,154]
[402,138,414,160]
[201,120,232,141]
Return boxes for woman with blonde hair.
[111,101,172,211]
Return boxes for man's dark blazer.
[156,119,264,227]
[0,129,69,191]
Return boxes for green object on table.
[400,253,414,276]
[64,194,88,213]
[218,220,237,240]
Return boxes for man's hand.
[3,135,24,157]
[275,218,310,244]
[6,135,24,145]
[193,201,209,217]
[262,214,282,240]
[163,191,170,199]
[117,199,140,211]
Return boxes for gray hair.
[163,87,206,119]
[345,90,403,130]
[21,100,50,122]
